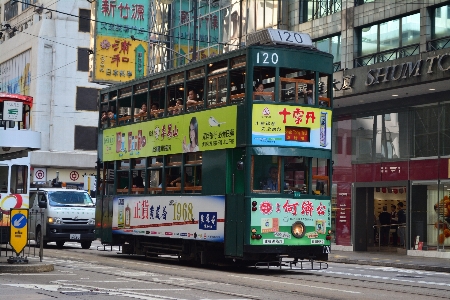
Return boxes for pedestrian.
[390,204,398,246]
[397,202,406,247]
[378,206,391,246]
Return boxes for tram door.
[354,187,375,251]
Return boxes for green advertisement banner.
[250,198,331,246]
[102,106,237,161]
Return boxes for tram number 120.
[173,202,194,221]
[256,52,279,65]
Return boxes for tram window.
[165,166,181,194]
[10,165,28,194]
[283,156,308,194]
[186,77,205,111]
[251,155,281,193]
[117,159,130,193]
[253,66,275,101]
[312,158,330,196]
[318,73,331,107]
[150,88,165,118]
[207,74,227,107]
[0,166,7,193]
[185,153,202,193]
[150,156,163,167]
[230,68,246,103]
[279,68,316,104]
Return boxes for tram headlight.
[291,221,305,238]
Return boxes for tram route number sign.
[9,208,29,255]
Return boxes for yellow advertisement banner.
[94,35,148,82]
[103,106,237,161]
[252,104,332,150]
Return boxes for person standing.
[390,204,398,246]
[397,202,406,247]
[378,206,391,246]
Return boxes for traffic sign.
[9,208,28,254]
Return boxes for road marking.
[228,275,360,294]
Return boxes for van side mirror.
[38,198,47,208]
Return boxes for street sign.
[3,101,23,121]
[9,208,28,254]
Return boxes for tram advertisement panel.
[251,104,332,150]
[0,194,29,227]
[250,198,331,246]
[102,106,237,161]
[111,195,225,242]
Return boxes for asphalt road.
[0,240,449,299]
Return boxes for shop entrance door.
[354,187,375,251]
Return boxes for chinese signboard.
[102,105,237,161]
[2,101,23,121]
[252,104,332,150]
[250,198,331,246]
[112,195,225,242]
[94,35,148,82]
[92,0,149,83]
[96,0,149,40]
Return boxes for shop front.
[332,49,450,254]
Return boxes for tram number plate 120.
[263,239,284,245]
[70,234,81,240]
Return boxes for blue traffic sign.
[11,213,27,229]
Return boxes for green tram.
[96,29,334,265]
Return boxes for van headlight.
[88,218,95,225]
[48,217,62,224]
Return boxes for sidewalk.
[329,245,450,273]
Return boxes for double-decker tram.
[96,29,334,266]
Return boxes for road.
[0,240,449,299]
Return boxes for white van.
[28,188,96,249]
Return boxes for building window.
[431,4,450,50]
[4,0,18,21]
[79,9,90,33]
[76,87,98,111]
[314,35,341,63]
[357,13,420,66]
[22,0,37,11]
[74,126,97,150]
[300,0,342,23]
[77,48,89,72]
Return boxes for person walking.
[397,202,406,247]
[378,206,391,246]
[390,204,398,246]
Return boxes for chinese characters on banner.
[252,104,332,150]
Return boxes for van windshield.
[47,191,94,206]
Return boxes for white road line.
[228,274,361,294]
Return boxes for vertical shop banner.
[92,0,149,83]
[252,104,332,150]
[102,106,237,161]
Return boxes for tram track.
[38,247,450,299]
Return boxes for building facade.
[0,0,103,184]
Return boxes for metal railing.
[427,36,450,51]
[354,44,420,68]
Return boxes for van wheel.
[81,241,92,249]
[56,241,65,248]
[35,228,47,248]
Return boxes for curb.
[0,262,54,273]
[328,258,450,273]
